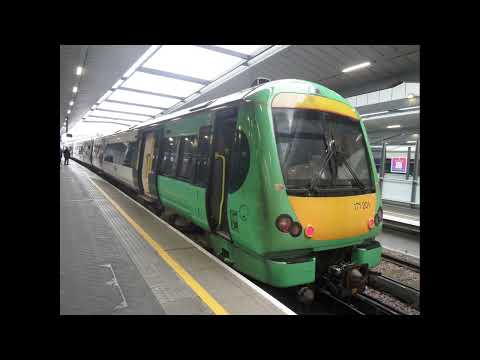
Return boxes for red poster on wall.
[391,157,407,173]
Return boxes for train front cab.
[214,82,383,290]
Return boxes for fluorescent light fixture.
[98,101,160,116]
[122,71,203,98]
[361,111,388,117]
[73,86,78,93]
[69,100,74,106]
[215,45,267,55]
[398,106,420,111]
[406,141,416,143]
[342,61,371,73]
[143,45,243,81]
[97,90,113,104]
[67,109,71,114]
[387,125,401,129]
[90,109,150,121]
[112,79,123,89]
[76,66,82,76]
[123,45,160,79]
[362,110,420,121]
[108,89,180,108]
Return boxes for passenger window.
[229,129,250,193]
[123,141,137,167]
[159,137,180,177]
[177,136,197,182]
[104,145,114,162]
[194,126,212,187]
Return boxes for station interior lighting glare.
[407,93,415,99]
[387,124,401,128]
[407,140,416,143]
[342,61,371,73]
[67,109,71,114]
[69,100,74,106]
[76,66,82,76]
[73,86,78,93]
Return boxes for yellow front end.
[288,194,376,241]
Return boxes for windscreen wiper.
[336,150,366,190]
[310,147,336,192]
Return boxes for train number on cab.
[353,201,370,211]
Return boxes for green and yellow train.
[71,79,383,298]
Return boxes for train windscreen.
[272,108,374,196]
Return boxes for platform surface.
[60,161,293,315]
[383,203,420,227]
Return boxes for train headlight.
[289,222,302,237]
[368,217,375,230]
[304,225,315,238]
[276,215,293,233]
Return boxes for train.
[68,79,383,300]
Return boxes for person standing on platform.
[63,147,70,165]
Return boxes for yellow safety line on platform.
[87,177,229,315]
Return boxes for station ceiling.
[60,45,419,136]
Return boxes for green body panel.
[352,243,382,268]
[156,112,212,231]
[157,176,210,230]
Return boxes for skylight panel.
[89,110,150,121]
[108,89,180,108]
[142,45,243,81]
[215,45,267,55]
[122,71,203,98]
[97,102,159,116]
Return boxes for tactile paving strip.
[76,168,212,315]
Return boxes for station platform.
[383,203,420,227]
[60,161,295,315]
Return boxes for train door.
[207,108,237,236]
[140,131,159,198]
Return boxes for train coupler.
[321,263,369,299]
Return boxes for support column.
[380,141,386,193]
[410,137,420,208]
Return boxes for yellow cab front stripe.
[271,93,359,120]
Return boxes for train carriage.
[70,79,383,297]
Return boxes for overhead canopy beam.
[92,107,158,118]
[196,45,252,60]
[82,120,132,127]
[103,99,167,110]
[84,115,145,123]
[120,86,185,100]
[137,68,210,85]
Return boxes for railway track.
[382,253,420,273]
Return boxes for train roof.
[74,79,351,143]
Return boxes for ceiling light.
[398,106,420,111]
[407,141,416,143]
[407,93,415,99]
[90,109,150,121]
[387,125,401,129]
[73,86,78,93]
[342,61,371,73]
[413,133,419,137]
[69,100,74,106]
[362,109,420,121]
[67,109,71,114]
[123,45,160,79]
[361,111,388,117]
[76,66,82,76]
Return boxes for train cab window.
[229,129,250,193]
[159,137,180,177]
[194,126,212,187]
[177,136,197,182]
[123,141,137,167]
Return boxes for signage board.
[390,156,407,173]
